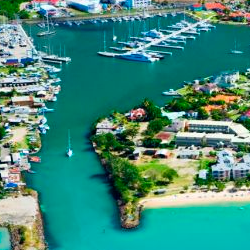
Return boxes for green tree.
[18,9,29,19]
[234,179,244,189]
[0,126,5,140]
[141,99,162,120]
[198,107,209,119]
[215,181,225,192]
[123,124,139,139]
[162,168,178,183]
[146,118,171,135]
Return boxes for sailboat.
[112,27,117,42]
[66,130,73,157]
[37,13,56,37]
[230,40,243,54]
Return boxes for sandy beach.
[0,195,38,226]
[141,189,250,208]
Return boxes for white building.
[176,120,250,146]
[214,71,239,88]
[125,0,151,9]
[66,0,101,13]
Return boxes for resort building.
[175,120,250,146]
[211,150,250,180]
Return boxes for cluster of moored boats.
[37,12,180,28]
[98,19,216,63]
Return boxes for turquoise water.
[24,15,250,250]
[0,227,11,250]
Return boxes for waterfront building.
[95,119,114,135]
[39,4,58,16]
[190,4,203,11]
[125,0,151,9]
[214,71,239,88]
[66,0,101,13]
[194,83,219,95]
[11,96,44,108]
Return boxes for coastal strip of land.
[141,189,250,208]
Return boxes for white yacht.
[141,29,164,39]
[117,52,159,63]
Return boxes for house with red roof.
[229,11,245,21]
[204,2,226,12]
[128,108,146,121]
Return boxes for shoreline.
[22,8,184,24]
[140,190,250,209]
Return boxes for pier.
[131,18,212,53]
[98,17,214,61]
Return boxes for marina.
[97,17,215,62]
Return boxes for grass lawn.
[177,86,193,95]
[138,159,198,193]
[199,158,216,170]
[227,110,241,121]
[139,160,171,176]
[187,10,216,20]
[238,74,249,84]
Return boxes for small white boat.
[52,96,57,102]
[162,89,180,96]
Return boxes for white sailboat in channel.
[66,130,73,157]
[230,40,243,54]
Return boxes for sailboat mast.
[68,130,71,149]
[47,13,50,33]
[104,31,106,51]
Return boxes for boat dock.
[132,18,212,53]
[97,17,214,61]
[145,50,172,56]
[152,44,184,50]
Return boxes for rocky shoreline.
[99,156,141,229]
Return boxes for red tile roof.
[244,110,250,117]
[129,108,146,120]
[204,2,226,10]
[193,4,202,7]
[229,11,244,18]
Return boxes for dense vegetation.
[101,152,153,203]
[0,0,28,19]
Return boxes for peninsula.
[91,68,250,228]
